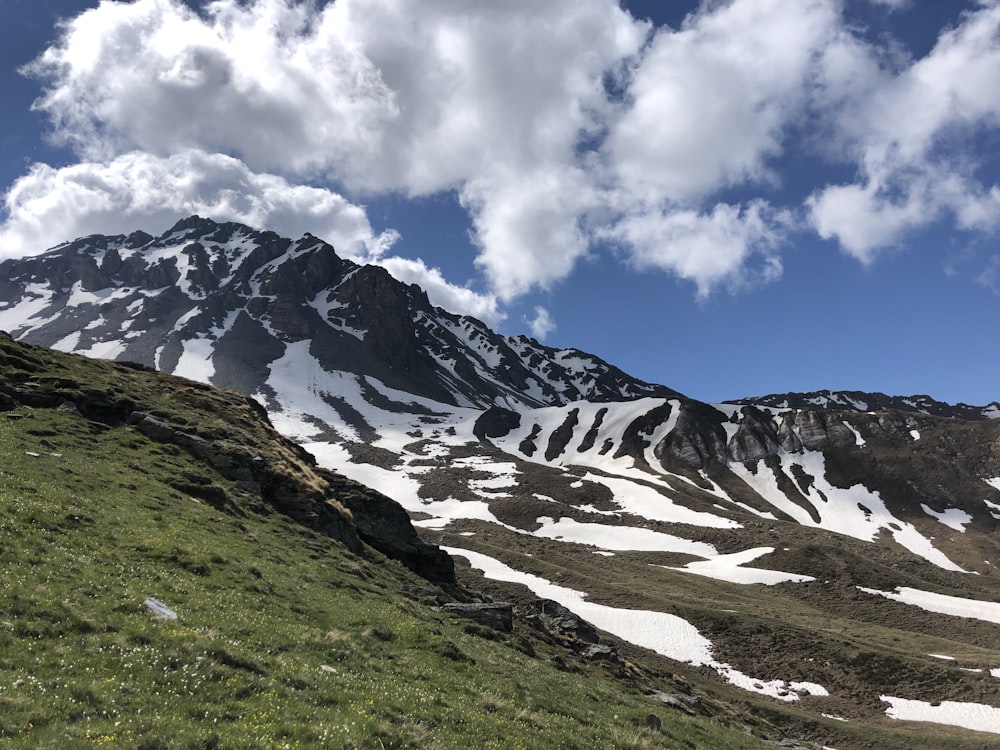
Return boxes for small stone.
[143,597,177,621]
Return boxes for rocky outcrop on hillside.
[0,332,454,584]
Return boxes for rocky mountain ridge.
[733,389,1000,421]
[0,215,674,413]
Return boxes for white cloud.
[375,255,503,327]
[525,306,556,340]
[12,0,1000,310]
[808,0,1000,259]
[462,165,597,302]
[606,201,788,297]
[0,150,395,259]
[607,0,839,203]
[24,0,396,175]
[22,0,647,301]
[866,0,912,11]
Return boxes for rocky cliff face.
[732,388,1000,420]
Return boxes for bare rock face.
[326,471,455,584]
[474,407,522,440]
[791,410,854,450]
[659,403,728,469]
[728,409,782,463]
[442,602,513,632]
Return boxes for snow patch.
[730,451,965,571]
[920,504,972,533]
[581,472,739,529]
[667,547,815,586]
[843,421,866,446]
[446,547,829,703]
[881,695,1000,735]
[532,517,717,556]
[857,587,1000,624]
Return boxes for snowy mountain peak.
[730,389,1000,421]
[0,216,674,413]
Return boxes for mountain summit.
[0,216,674,414]
[3,216,1000,748]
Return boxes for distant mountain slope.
[731,389,1000,421]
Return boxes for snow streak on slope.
[881,696,1000,734]
[532,517,717,556]
[730,450,965,571]
[445,547,829,702]
[667,547,816,586]
[579,472,738,529]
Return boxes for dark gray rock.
[442,602,513,632]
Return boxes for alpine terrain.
[3,216,1000,748]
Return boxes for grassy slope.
[0,337,769,749]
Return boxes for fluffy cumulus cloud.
[525,306,556,340]
[0,149,395,259]
[5,0,1000,324]
[607,0,839,203]
[607,202,788,298]
[376,256,503,328]
[808,0,1000,260]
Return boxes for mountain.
[3,216,1000,748]
[733,389,1000,421]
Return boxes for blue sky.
[1,0,999,405]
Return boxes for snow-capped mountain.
[3,216,1000,743]
[0,216,674,415]
[733,389,1000,421]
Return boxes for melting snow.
[51,332,82,352]
[920,504,972,532]
[175,337,216,382]
[843,421,866,446]
[857,587,1000,624]
[581,472,739,529]
[65,282,132,308]
[667,547,815,586]
[730,450,965,571]
[446,547,829,702]
[881,695,1000,734]
[532,517,717,556]
[444,546,715,666]
[0,283,59,332]
[910,429,921,440]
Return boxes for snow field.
[730,450,965,571]
[857,586,1000,624]
[666,546,815,586]
[881,696,1000,734]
